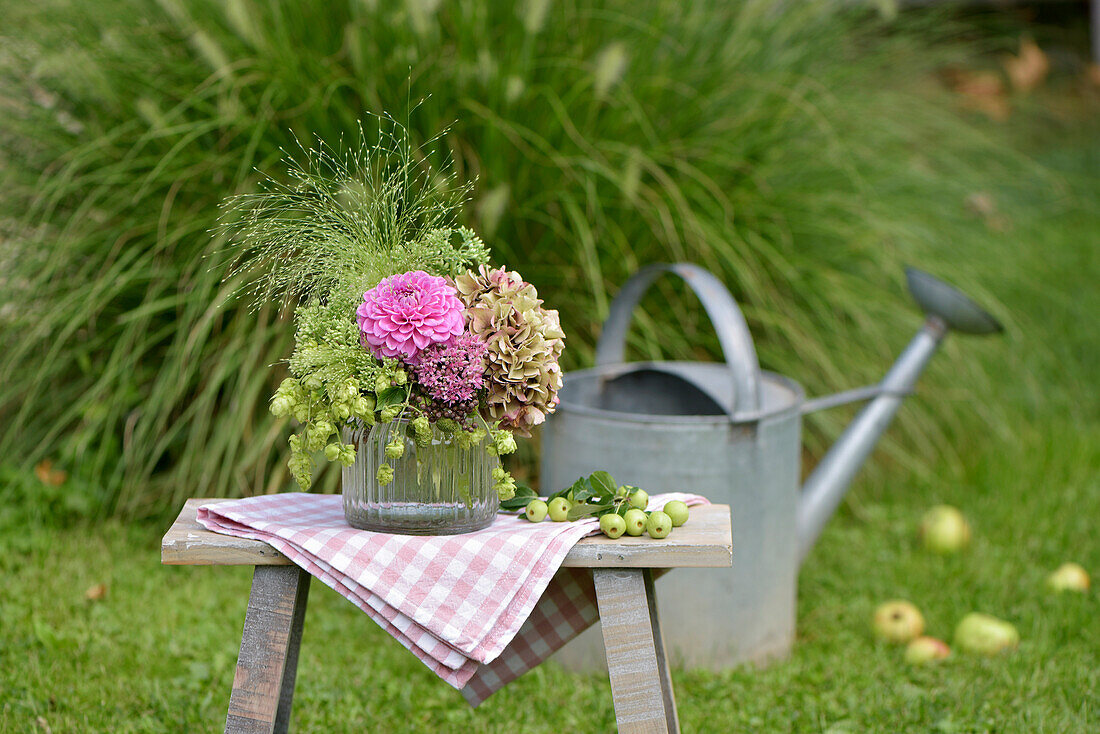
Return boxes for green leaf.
[589,470,617,497]
[567,501,613,521]
[549,476,585,503]
[375,386,407,409]
[499,484,537,511]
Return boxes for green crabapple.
[623,509,648,536]
[547,496,572,522]
[646,511,672,539]
[663,500,690,527]
[599,514,627,539]
[525,499,548,523]
[628,489,649,510]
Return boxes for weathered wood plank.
[644,569,680,734]
[594,568,670,734]
[562,504,732,568]
[224,565,311,734]
[162,499,732,569]
[162,499,292,567]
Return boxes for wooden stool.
[162,499,732,734]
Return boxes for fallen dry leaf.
[1004,39,1049,93]
[85,583,108,601]
[944,68,1011,121]
[34,459,68,486]
[965,192,1008,232]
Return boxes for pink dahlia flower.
[357,270,465,363]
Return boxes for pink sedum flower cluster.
[414,333,489,423]
[356,271,464,364]
[415,334,488,404]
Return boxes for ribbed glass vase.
[342,419,499,534]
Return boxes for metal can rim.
[551,362,804,426]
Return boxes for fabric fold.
[197,491,706,704]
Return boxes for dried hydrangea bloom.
[454,265,565,436]
[356,270,464,364]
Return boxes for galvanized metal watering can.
[542,263,1002,670]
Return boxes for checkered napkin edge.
[197,492,707,705]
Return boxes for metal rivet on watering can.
[542,263,1002,671]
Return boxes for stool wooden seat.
[163,499,732,734]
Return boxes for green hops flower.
[270,396,292,417]
[324,443,341,462]
[455,430,478,451]
[332,401,351,422]
[380,405,402,423]
[493,430,517,455]
[412,416,433,447]
[338,444,356,467]
[376,464,395,485]
[339,378,359,401]
[288,434,302,452]
[288,452,313,490]
[292,402,311,423]
[314,420,335,438]
[385,438,405,459]
[303,373,323,391]
[305,428,328,453]
[495,478,517,502]
[375,373,391,393]
[353,395,376,425]
[492,465,519,500]
[393,369,407,386]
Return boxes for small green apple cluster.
[501,471,689,539]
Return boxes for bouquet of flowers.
[223,123,564,501]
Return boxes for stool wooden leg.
[594,568,679,734]
[643,569,680,734]
[225,565,311,734]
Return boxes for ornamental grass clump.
[224,122,563,499]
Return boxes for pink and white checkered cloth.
[197,492,706,706]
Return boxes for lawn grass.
[3,423,1097,733]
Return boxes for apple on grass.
[905,636,951,664]
[1047,562,1090,593]
[954,612,1019,655]
[873,600,925,643]
[919,505,971,554]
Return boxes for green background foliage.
[2,0,1078,515]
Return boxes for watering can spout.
[796,268,1002,563]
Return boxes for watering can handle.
[594,263,762,416]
